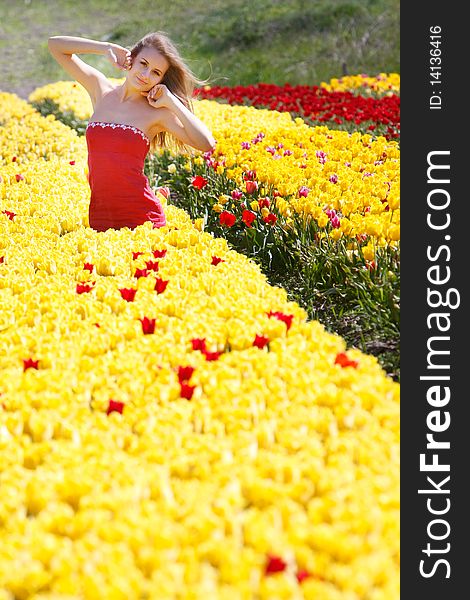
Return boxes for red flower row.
[219,209,277,228]
[194,83,399,138]
[21,349,355,374]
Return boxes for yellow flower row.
[1,91,399,599]
[27,82,400,248]
[194,102,400,247]
[28,78,124,121]
[0,94,85,167]
[320,73,400,94]
[0,91,38,122]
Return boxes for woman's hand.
[141,84,174,109]
[105,43,132,71]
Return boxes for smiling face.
[129,47,170,90]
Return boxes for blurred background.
[0,0,399,99]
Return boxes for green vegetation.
[150,151,401,382]
[1,0,399,98]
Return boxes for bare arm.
[143,85,216,152]
[48,36,130,105]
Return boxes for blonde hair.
[129,31,209,156]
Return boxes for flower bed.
[320,73,400,94]
[194,82,400,141]
[0,92,400,598]
[26,78,400,377]
[28,82,400,248]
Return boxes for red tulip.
[180,383,196,400]
[253,334,269,349]
[245,180,258,194]
[211,256,225,265]
[76,282,95,294]
[259,198,270,209]
[263,214,277,225]
[204,350,222,361]
[152,249,167,259]
[154,278,169,294]
[191,338,207,352]
[219,211,236,227]
[191,175,208,190]
[119,288,137,301]
[296,570,311,583]
[107,399,125,415]
[177,365,195,383]
[243,169,257,181]
[139,317,156,334]
[267,310,294,331]
[335,352,359,368]
[134,268,148,279]
[265,554,287,575]
[242,210,256,228]
[145,260,159,272]
[23,358,39,371]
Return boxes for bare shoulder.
[91,79,118,109]
[90,83,126,116]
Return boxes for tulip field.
[0,74,400,599]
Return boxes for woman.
[48,32,216,232]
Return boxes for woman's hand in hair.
[141,84,174,109]
[105,43,132,71]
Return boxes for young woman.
[48,32,216,232]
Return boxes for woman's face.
[129,47,170,90]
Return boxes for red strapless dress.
[85,121,166,232]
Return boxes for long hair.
[129,31,209,156]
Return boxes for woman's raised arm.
[48,36,130,104]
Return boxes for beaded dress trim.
[87,121,150,145]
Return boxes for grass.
[266,267,400,380]
[1,0,399,99]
